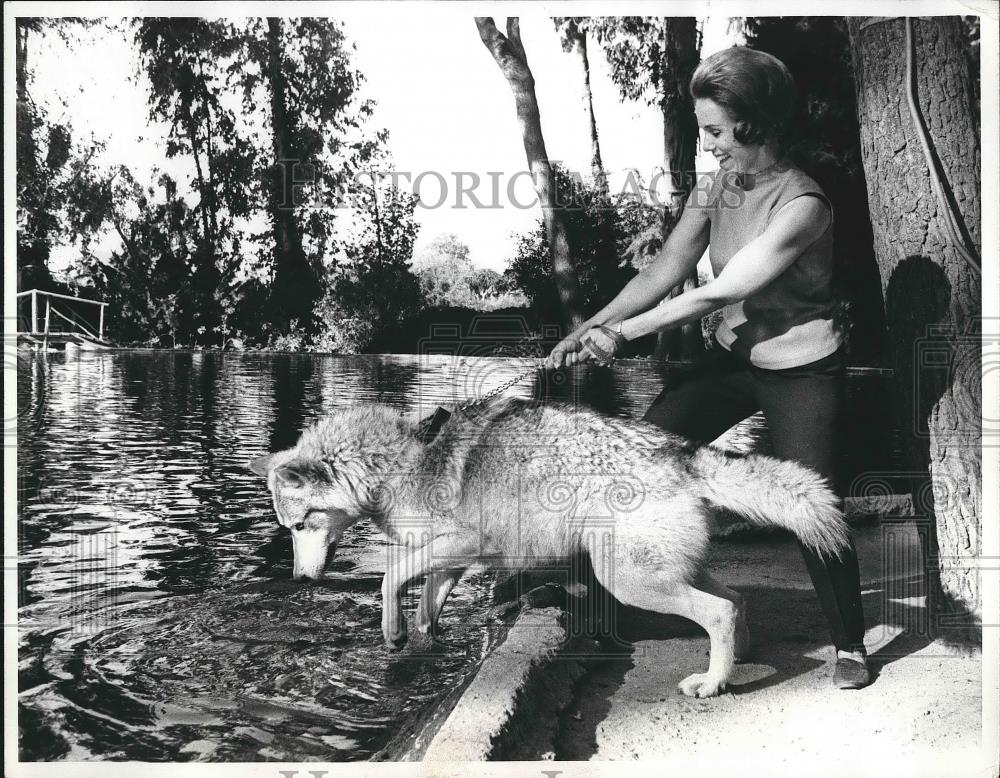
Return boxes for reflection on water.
[16,350,897,761]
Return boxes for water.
[16,350,899,761]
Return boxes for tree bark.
[476,17,584,329]
[847,16,981,629]
[656,17,704,361]
[265,17,320,332]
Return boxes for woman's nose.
[702,134,715,152]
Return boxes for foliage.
[590,16,700,216]
[591,17,679,105]
[506,166,640,320]
[56,17,378,346]
[16,18,102,292]
[412,233,526,310]
[69,172,240,346]
[238,17,373,332]
[316,172,425,352]
[413,233,472,305]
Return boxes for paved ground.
[543,521,988,773]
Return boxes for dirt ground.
[543,521,988,772]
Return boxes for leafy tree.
[413,233,474,306]
[16,17,100,292]
[413,232,471,268]
[70,171,228,346]
[590,17,700,220]
[133,18,253,344]
[135,19,253,242]
[316,168,424,352]
[467,268,511,299]
[507,165,638,324]
[134,17,372,340]
[238,17,370,334]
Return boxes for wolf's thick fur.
[250,399,849,698]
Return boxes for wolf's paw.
[415,621,448,638]
[678,673,727,698]
[384,630,408,651]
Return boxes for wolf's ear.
[274,459,333,488]
[249,454,276,477]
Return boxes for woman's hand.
[547,334,586,369]
[547,326,622,369]
[579,326,622,365]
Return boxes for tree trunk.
[265,17,320,333]
[847,17,981,629]
[15,20,56,292]
[476,17,584,329]
[196,57,220,243]
[182,99,214,244]
[656,17,703,361]
[560,19,608,197]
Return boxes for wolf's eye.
[292,522,306,532]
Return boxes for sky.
[30,12,734,275]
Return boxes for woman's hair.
[690,47,797,146]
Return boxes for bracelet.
[582,336,614,366]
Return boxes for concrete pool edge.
[377,604,589,762]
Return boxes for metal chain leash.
[456,360,546,413]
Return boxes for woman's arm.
[570,201,711,340]
[619,195,831,341]
[547,203,710,367]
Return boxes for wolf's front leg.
[415,568,466,636]
[381,535,466,650]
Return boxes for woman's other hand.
[547,334,586,369]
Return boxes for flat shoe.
[833,656,871,689]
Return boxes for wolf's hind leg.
[610,573,739,698]
[694,572,750,662]
[415,568,465,636]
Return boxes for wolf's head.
[249,405,418,580]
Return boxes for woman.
[548,46,870,689]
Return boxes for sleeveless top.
[690,163,842,370]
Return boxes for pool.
[15,350,899,760]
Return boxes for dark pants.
[643,344,866,653]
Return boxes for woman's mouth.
[715,154,731,165]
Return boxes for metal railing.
[16,289,109,342]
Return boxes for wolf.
[249,398,849,698]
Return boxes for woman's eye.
[292,522,306,531]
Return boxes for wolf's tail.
[691,447,850,558]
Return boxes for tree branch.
[506,17,527,62]
[475,17,529,80]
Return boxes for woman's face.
[695,98,763,173]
